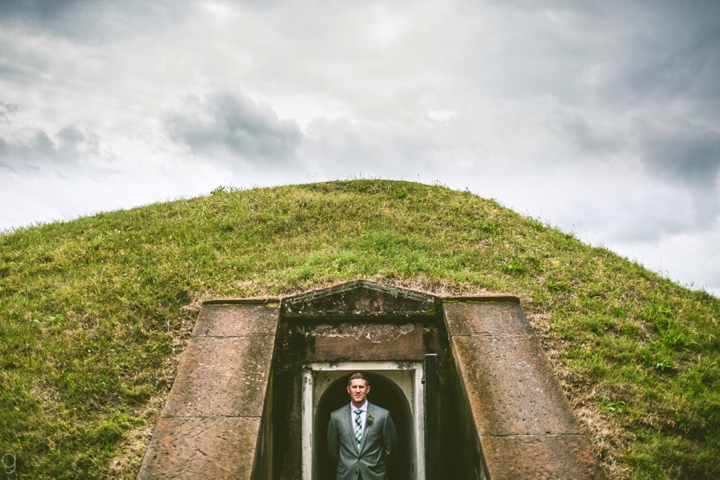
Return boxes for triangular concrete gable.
[282,280,437,317]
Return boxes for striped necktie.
[354,409,363,450]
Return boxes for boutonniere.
[366,414,374,426]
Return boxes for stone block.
[480,434,606,479]
[444,302,533,337]
[192,304,279,337]
[163,336,274,417]
[451,335,579,435]
[303,323,425,361]
[137,417,261,479]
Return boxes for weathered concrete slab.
[137,417,261,479]
[303,323,425,361]
[162,336,275,417]
[481,435,606,479]
[192,304,279,337]
[451,335,580,435]
[444,301,605,479]
[443,301,531,336]
[138,303,279,480]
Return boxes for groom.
[327,373,398,480]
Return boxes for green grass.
[1,180,718,479]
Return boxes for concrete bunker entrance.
[269,281,462,480]
[136,280,607,479]
[307,365,422,480]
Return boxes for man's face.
[347,378,371,406]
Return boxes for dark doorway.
[314,372,413,480]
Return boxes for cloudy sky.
[1,0,719,294]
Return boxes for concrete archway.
[314,372,413,480]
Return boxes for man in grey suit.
[327,373,398,480]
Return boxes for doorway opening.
[302,362,425,480]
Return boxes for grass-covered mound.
[1,180,718,479]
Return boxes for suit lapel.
[345,403,357,455]
[358,403,374,454]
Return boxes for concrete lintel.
[442,295,520,303]
[202,298,281,305]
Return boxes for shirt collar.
[351,401,368,412]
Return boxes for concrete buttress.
[137,302,279,480]
[444,300,606,479]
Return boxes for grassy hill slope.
[1,180,719,479]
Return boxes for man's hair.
[347,372,370,386]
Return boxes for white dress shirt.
[350,401,368,438]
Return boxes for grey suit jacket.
[327,402,398,480]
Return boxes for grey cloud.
[165,92,303,164]
[222,0,291,10]
[0,0,88,20]
[0,125,98,171]
[602,24,720,104]
[637,119,720,188]
[0,102,18,122]
[56,125,86,148]
[0,0,191,43]
[518,0,720,106]
[466,0,720,111]
[635,118,720,226]
[558,114,627,156]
